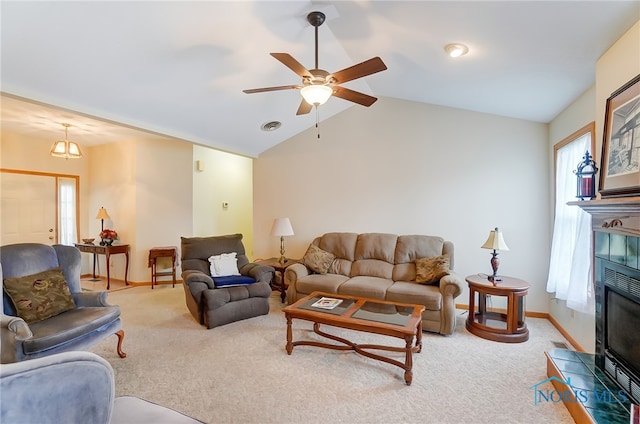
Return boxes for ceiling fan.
[243,11,387,115]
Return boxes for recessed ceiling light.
[444,43,469,58]
[261,121,281,131]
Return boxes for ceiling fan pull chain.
[316,107,320,139]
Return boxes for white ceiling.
[2,1,639,157]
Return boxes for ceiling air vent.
[261,121,281,132]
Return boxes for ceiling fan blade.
[296,99,313,115]
[271,53,313,78]
[332,86,378,107]
[243,85,300,94]
[328,57,387,84]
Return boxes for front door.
[1,172,57,245]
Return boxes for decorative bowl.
[82,238,95,244]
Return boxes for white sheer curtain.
[58,178,77,246]
[546,133,594,314]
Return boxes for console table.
[75,243,130,290]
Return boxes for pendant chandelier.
[50,123,82,159]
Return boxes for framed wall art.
[599,74,640,198]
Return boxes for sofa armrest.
[284,263,310,286]
[239,263,274,283]
[72,291,110,307]
[1,314,33,363]
[181,270,215,290]
[438,272,464,336]
[439,272,463,298]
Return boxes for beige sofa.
[285,232,463,335]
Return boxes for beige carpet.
[88,285,574,424]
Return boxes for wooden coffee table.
[282,291,425,385]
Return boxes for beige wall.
[547,87,597,351]
[253,97,552,313]
[192,145,255,258]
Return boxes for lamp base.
[487,274,502,284]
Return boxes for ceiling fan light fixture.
[50,123,83,159]
[444,43,469,58]
[300,84,333,106]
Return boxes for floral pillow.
[303,244,336,274]
[415,255,450,284]
[3,267,76,324]
[208,252,241,277]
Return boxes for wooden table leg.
[404,335,414,386]
[106,252,111,290]
[285,314,293,355]
[124,248,129,285]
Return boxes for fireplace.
[595,229,640,405]
[575,200,640,405]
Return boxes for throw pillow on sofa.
[415,255,450,284]
[303,244,336,274]
[3,267,76,324]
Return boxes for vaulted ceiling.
[2,1,639,157]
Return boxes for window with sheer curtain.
[58,177,77,246]
[546,123,595,314]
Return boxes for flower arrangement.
[100,229,118,240]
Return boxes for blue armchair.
[0,350,202,423]
[1,243,125,363]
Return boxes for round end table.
[465,274,529,343]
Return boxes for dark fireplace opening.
[607,291,640,375]
[596,251,640,405]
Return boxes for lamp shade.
[50,123,82,159]
[96,207,110,220]
[270,218,294,237]
[481,227,510,251]
[300,85,333,106]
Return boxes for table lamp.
[96,207,110,245]
[481,227,510,283]
[270,218,294,264]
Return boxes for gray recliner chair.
[181,234,274,329]
[0,350,202,424]
[1,243,125,363]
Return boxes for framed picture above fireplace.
[599,74,640,198]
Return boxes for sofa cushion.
[337,276,394,300]
[317,233,358,262]
[415,255,450,284]
[354,233,398,263]
[302,244,335,274]
[296,274,350,295]
[395,235,445,264]
[24,306,121,354]
[386,281,442,310]
[3,267,76,324]
[351,259,394,279]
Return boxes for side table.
[465,274,529,343]
[75,243,130,290]
[255,258,301,303]
[148,246,178,289]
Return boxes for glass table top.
[296,294,415,327]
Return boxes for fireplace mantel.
[569,196,640,216]
[570,197,640,237]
